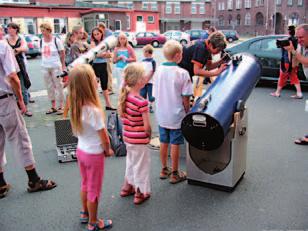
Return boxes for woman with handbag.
[6,22,32,117]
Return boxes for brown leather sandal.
[27,179,57,193]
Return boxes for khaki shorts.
[0,95,35,168]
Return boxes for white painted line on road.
[30,90,47,98]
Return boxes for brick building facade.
[215,0,308,36]
[0,0,159,34]
[82,0,216,32]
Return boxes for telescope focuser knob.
[232,55,242,66]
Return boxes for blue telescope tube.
[181,53,261,151]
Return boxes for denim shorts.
[158,126,184,145]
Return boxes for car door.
[136,32,145,45]
[173,31,182,42]
[248,37,282,78]
[145,32,155,45]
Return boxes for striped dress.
[122,93,150,144]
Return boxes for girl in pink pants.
[68,64,113,231]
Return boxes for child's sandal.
[87,219,112,231]
[80,211,89,224]
[169,170,187,184]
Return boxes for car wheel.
[228,38,233,43]
[152,41,159,48]
[180,40,187,46]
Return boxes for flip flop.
[290,94,303,99]
[45,108,57,115]
[294,138,308,145]
[270,92,280,97]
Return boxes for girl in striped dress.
[118,63,152,205]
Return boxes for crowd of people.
[0,20,307,231]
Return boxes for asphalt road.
[1,48,308,231]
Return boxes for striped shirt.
[122,93,150,144]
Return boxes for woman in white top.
[39,22,66,115]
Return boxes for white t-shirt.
[76,105,105,154]
[153,62,193,129]
[41,37,64,68]
[297,44,308,78]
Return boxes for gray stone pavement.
[1,49,308,231]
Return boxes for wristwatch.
[291,50,297,56]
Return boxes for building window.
[148,15,154,23]
[276,0,281,5]
[256,12,264,25]
[115,20,121,30]
[297,0,303,5]
[25,18,36,34]
[227,0,233,10]
[127,15,130,30]
[288,13,299,25]
[244,0,251,8]
[244,13,251,25]
[218,16,224,26]
[165,3,172,14]
[118,1,133,9]
[54,18,67,34]
[236,14,241,25]
[191,3,197,14]
[287,0,293,5]
[199,4,205,14]
[137,16,143,22]
[174,2,180,14]
[236,0,242,9]
[151,2,158,10]
[142,2,149,10]
[222,2,225,10]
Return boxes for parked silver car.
[163,30,191,46]
[113,31,137,47]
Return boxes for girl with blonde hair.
[113,32,136,90]
[68,64,113,231]
[118,63,152,205]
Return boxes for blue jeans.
[140,83,155,102]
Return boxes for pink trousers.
[76,148,105,202]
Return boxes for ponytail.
[118,85,129,117]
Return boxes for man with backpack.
[39,22,66,115]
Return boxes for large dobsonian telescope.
[182,53,261,191]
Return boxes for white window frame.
[137,15,143,22]
[191,3,197,14]
[236,0,242,9]
[53,18,67,34]
[276,0,281,4]
[227,0,233,9]
[118,1,133,8]
[297,0,303,5]
[174,2,181,14]
[142,2,149,10]
[115,20,121,31]
[244,13,251,25]
[199,4,205,14]
[244,0,251,8]
[127,15,130,30]
[148,15,155,24]
[165,3,172,14]
[24,18,37,34]
[151,2,158,10]
[222,2,225,10]
[287,0,293,5]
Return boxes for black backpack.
[107,112,126,157]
